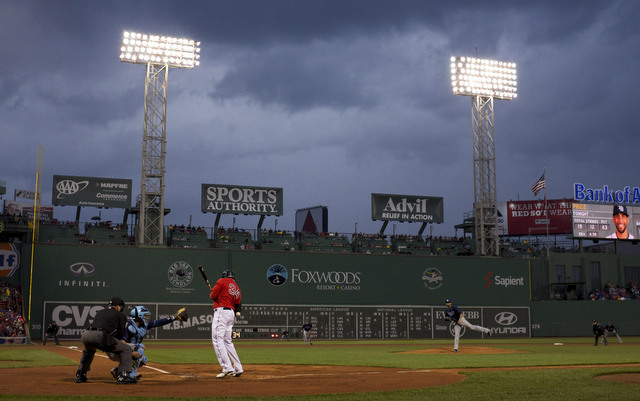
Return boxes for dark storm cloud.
[210,45,378,112]
[2,0,640,236]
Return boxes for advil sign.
[0,243,20,277]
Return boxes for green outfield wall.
[11,243,640,339]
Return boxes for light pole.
[120,31,200,245]
[450,56,517,256]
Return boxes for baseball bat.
[197,265,213,290]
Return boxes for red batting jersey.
[210,277,241,310]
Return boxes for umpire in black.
[76,297,136,384]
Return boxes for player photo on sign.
[572,203,640,241]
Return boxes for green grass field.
[1,337,639,400]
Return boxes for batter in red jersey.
[210,269,243,378]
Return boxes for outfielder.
[302,320,313,345]
[444,299,491,352]
[108,305,188,380]
[210,269,243,378]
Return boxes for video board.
[572,203,640,240]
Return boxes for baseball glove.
[444,316,451,322]
[173,307,188,322]
[133,350,142,359]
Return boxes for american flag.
[531,171,546,196]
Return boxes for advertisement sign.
[501,199,573,236]
[52,175,132,208]
[371,193,443,223]
[15,189,36,200]
[432,306,529,338]
[295,206,328,233]
[0,243,20,277]
[572,203,640,240]
[42,302,212,340]
[3,201,54,223]
[201,184,283,216]
[574,183,640,205]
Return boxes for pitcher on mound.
[444,299,491,352]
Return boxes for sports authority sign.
[201,184,283,216]
[371,193,443,223]
[52,175,132,208]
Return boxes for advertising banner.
[52,175,132,208]
[42,301,209,340]
[15,189,36,200]
[501,199,573,236]
[201,184,283,216]
[3,201,54,223]
[572,203,640,240]
[42,301,528,340]
[371,193,443,223]
[295,206,328,233]
[52,175,131,209]
[0,243,20,278]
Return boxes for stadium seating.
[391,235,432,255]
[38,222,82,244]
[298,233,352,253]
[352,234,392,255]
[85,224,129,246]
[259,230,297,251]
[214,229,254,250]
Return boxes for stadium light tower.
[450,56,517,256]
[120,31,201,245]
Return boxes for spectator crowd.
[0,282,26,338]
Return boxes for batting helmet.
[222,269,235,279]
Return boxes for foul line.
[65,346,171,374]
[255,371,382,380]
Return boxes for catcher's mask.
[222,269,235,279]
[131,306,151,327]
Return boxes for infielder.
[603,322,622,344]
[444,299,491,352]
[210,269,243,378]
[592,320,605,346]
[302,320,313,345]
[107,305,188,380]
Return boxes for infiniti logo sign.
[495,312,518,326]
[69,262,96,277]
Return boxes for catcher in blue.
[444,299,490,352]
[107,305,188,380]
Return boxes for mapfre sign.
[201,184,283,216]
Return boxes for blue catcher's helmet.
[131,306,151,327]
